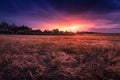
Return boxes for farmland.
[0,34,120,80]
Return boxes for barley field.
[0,34,120,80]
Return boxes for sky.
[0,0,120,33]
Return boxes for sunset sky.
[0,0,120,33]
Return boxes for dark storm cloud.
[0,0,120,15]
[48,0,120,14]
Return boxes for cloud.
[0,0,120,33]
[1,0,120,15]
[48,0,120,14]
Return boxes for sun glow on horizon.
[67,25,79,32]
[58,25,83,32]
[37,23,87,32]
[35,16,91,32]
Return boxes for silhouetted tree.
[43,30,52,34]
[9,24,18,34]
[0,22,10,34]
[0,22,9,28]
[52,29,59,33]
[0,22,32,34]
[31,29,43,35]
[16,25,32,34]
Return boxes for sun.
[69,26,77,30]
[68,25,78,32]
[58,25,81,32]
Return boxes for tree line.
[0,22,98,35]
[0,22,76,35]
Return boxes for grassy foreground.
[0,34,120,80]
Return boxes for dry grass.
[0,34,120,80]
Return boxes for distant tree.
[0,22,33,34]
[18,25,32,31]
[0,22,9,28]
[76,31,96,34]
[33,29,42,32]
[59,31,64,34]
[9,24,18,34]
[17,25,32,34]
[0,22,10,34]
[52,29,59,33]
[44,30,51,33]
[31,29,43,35]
